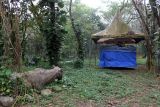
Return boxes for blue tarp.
[99,45,137,68]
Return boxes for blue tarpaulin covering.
[99,45,137,68]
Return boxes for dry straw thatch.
[92,10,145,43]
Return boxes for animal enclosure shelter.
[91,10,145,69]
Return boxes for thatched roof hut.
[92,11,145,44]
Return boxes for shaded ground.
[105,65,160,107]
[20,60,160,107]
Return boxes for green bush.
[0,67,32,97]
[0,67,14,96]
[74,58,84,68]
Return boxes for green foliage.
[0,67,13,95]
[58,1,64,8]
[0,67,28,96]
[38,0,67,66]
[61,2,104,62]
[74,58,84,68]
[137,58,147,65]
[74,29,84,68]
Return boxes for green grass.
[22,59,160,107]
[137,57,146,65]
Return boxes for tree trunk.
[0,1,22,72]
[149,0,160,27]
[12,15,22,72]
[69,0,84,67]
[132,0,153,71]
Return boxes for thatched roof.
[92,11,145,44]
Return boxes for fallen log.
[22,66,63,89]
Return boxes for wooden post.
[95,44,98,66]
[89,38,92,67]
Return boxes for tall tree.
[69,0,84,67]
[132,0,154,70]
[30,0,67,66]
[149,0,160,27]
[149,0,160,74]
[0,0,22,72]
[61,2,104,59]
[20,0,30,61]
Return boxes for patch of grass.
[37,65,139,106]
[137,57,146,65]
[22,60,160,107]
[133,89,160,107]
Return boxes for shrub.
[0,67,14,96]
[74,58,84,68]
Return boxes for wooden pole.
[89,38,92,67]
[95,44,98,66]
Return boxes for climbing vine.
[31,0,67,66]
